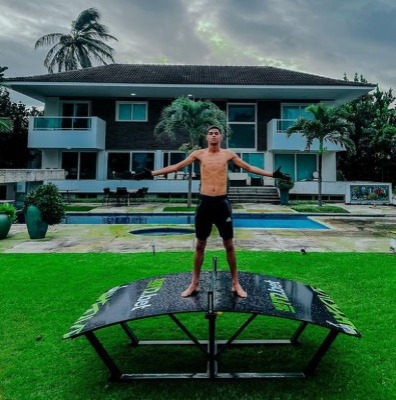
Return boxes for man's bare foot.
[181,284,199,297]
[231,283,247,298]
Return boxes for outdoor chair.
[116,187,129,206]
[128,187,148,204]
[102,187,117,206]
[137,187,149,199]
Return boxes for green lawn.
[1,252,395,400]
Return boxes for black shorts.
[195,195,234,240]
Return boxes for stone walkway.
[1,203,396,254]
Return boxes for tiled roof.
[5,64,374,87]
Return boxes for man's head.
[206,126,223,146]
[206,125,223,135]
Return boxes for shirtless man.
[135,126,289,298]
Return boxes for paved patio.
[1,203,396,254]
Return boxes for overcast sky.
[1,0,396,106]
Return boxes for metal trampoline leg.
[85,331,122,381]
[304,330,339,376]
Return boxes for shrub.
[276,178,295,191]
[0,202,17,220]
[23,183,65,225]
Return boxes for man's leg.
[181,238,207,297]
[223,238,247,298]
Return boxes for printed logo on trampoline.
[63,285,127,339]
[131,278,165,311]
[311,286,359,335]
[265,280,296,314]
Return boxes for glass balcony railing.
[33,117,92,130]
[276,119,301,132]
[29,116,106,150]
[267,119,344,152]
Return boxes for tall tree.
[0,66,12,133]
[35,8,117,73]
[339,81,396,184]
[286,103,355,206]
[155,97,229,206]
[0,66,42,168]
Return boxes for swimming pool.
[63,213,329,230]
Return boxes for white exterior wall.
[322,153,337,181]
[42,149,61,169]
[96,151,106,180]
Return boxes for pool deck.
[1,202,396,254]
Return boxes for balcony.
[28,117,106,150]
[267,119,344,152]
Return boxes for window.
[131,152,154,172]
[228,152,265,175]
[274,154,295,181]
[281,104,313,130]
[274,153,318,182]
[296,154,317,181]
[107,152,130,179]
[163,152,188,172]
[116,102,148,121]
[62,152,97,180]
[107,151,154,179]
[162,151,200,176]
[61,101,90,129]
[227,104,256,149]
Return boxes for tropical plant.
[0,66,13,134]
[34,8,117,73]
[286,103,355,206]
[23,183,65,225]
[155,96,229,206]
[0,202,17,220]
[0,87,41,168]
[276,178,294,191]
[339,79,396,185]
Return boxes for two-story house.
[4,64,375,201]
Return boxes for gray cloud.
[2,0,396,106]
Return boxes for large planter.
[0,213,12,239]
[279,189,290,205]
[25,205,48,239]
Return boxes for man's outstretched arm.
[134,152,198,180]
[232,154,290,180]
[272,166,291,181]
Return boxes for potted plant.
[0,202,17,239]
[23,183,65,239]
[276,179,295,205]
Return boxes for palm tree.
[155,97,230,206]
[286,103,355,206]
[35,8,117,73]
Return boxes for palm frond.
[35,8,117,73]
[34,33,64,49]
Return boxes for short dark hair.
[206,125,223,134]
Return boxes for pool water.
[64,213,329,230]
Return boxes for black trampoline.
[64,258,360,381]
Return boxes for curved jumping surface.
[64,271,360,340]
[64,270,360,380]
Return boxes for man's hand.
[134,168,152,180]
[273,166,290,181]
